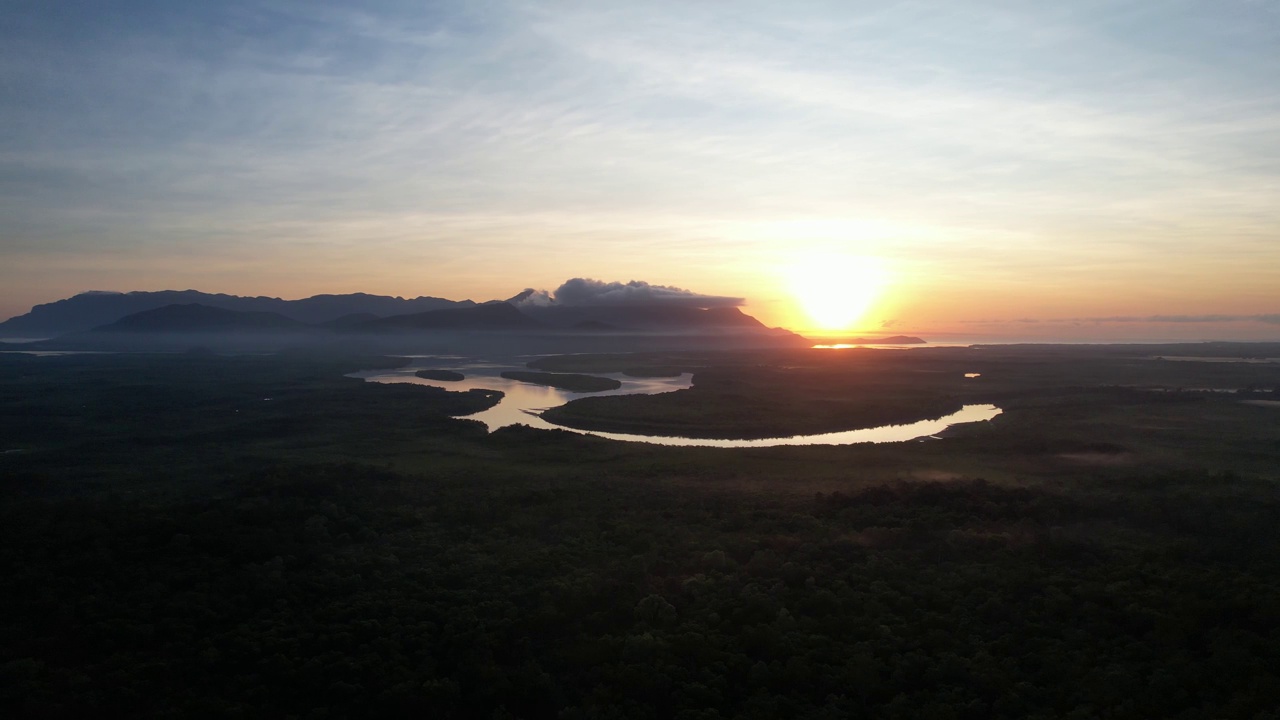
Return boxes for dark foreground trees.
[4,464,1279,719]
[3,352,1279,718]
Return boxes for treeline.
[542,365,963,440]
[4,464,1279,718]
[4,352,1279,718]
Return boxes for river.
[350,358,1002,447]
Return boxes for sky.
[2,0,1279,339]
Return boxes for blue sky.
[2,0,1278,337]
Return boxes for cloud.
[543,278,743,308]
[3,1,1280,323]
[508,288,554,306]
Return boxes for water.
[813,343,925,350]
[541,404,1002,448]
[0,350,116,356]
[348,362,692,433]
[1155,356,1280,364]
[1140,387,1245,393]
[351,359,1002,447]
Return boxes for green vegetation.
[529,351,706,375]
[543,364,963,439]
[500,370,622,393]
[2,347,1280,718]
[415,368,465,382]
[622,365,685,377]
[0,353,501,479]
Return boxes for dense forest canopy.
[2,348,1279,718]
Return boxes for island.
[829,335,926,345]
[499,370,622,393]
[621,366,685,378]
[540,364,963,439]
[415,369,465,382]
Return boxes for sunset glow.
[0,2,1278,342]
[783,255,889,333]
[7,5,1280,717]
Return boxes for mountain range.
[0,290,471,336]
[95,303,311,334]
[0,288,815,354]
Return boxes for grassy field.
[2,347,1279,718]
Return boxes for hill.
[355,303,544,331]
[4,285,813,355]
[831,335,927,345]
[518,303,769,332]
[91,304,310,333]
[0,290,470,336]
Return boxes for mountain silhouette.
[353,302,544,331]
[4,284,816,354]
[319,312,383,329]
[517,304,767,332]
[0,290,471,336]
[841,335,926,345]
[91,304,311,333]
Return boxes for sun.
[782,254,888,332]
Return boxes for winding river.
[350,360,1002,447]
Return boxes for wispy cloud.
[1,1,1278,333]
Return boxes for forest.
[2,347,1279,719]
